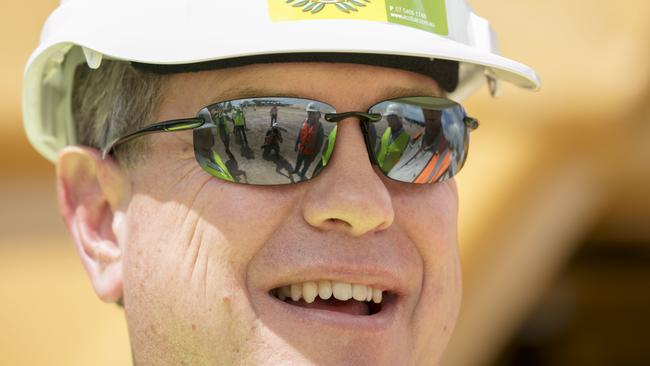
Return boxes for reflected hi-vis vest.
[410,131,451,184]
[321,126,337,166]
[233,111,245,127]
[377,128,410,172]
[297,120,323,155]
[217,115,231,134]
[203,150,234,182]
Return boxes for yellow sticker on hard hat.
[268,0,448,36]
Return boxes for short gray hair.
[71,60,167,166]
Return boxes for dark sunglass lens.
[193,98,336,185]
[368,97,470,184]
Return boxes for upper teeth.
[275,280,383,304]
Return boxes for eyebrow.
[209,87,305,105]
[378,86,443,100]
[209,85,441,106]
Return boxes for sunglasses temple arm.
[464,116,479,130]
[101,118,206,159]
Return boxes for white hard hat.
[23,0,540,162]
[306,102,321,113]
[382,103,404,118]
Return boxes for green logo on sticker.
[285,0,371,14]
[271,0,448,36]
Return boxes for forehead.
[163,62,442,114]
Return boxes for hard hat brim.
[29,1,540,89]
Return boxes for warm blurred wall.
[0,1,57,180]
[1,1,649,366]
[1,1,132,365]
[448,0,650,365]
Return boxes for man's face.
[121,63,461,365]
[307,110,321,124]
[423,109,443,141]
[387,114,403,130]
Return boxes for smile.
[269,280,395,316]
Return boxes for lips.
[251,250,414,331]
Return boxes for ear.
[56,146,131,303]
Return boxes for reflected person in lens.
[376,103,410,173]
[388,108,451,183]
[293,103,325,180]
[261,122,284,159]
[232,107,250,154]
[213,107,234,159]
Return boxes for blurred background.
[1,1,648,365]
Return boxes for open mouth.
[269,280,394,316]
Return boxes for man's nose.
[301,120,394,237]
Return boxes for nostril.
[320,218,357,234]
[326,218,351,227]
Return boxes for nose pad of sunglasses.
[324,112,382,123]
[321,112,383,167]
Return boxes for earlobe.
[56,146,131,303]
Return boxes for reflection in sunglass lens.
[368,97,470,184]
[192,96,471,185]
[193,97,337,185]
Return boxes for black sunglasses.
[102,96,479,185]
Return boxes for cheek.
[120,164,302,360]
[392,180,460,301]
[123,153,300,302]
[391,180,462,357]
[392,180,459,254]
